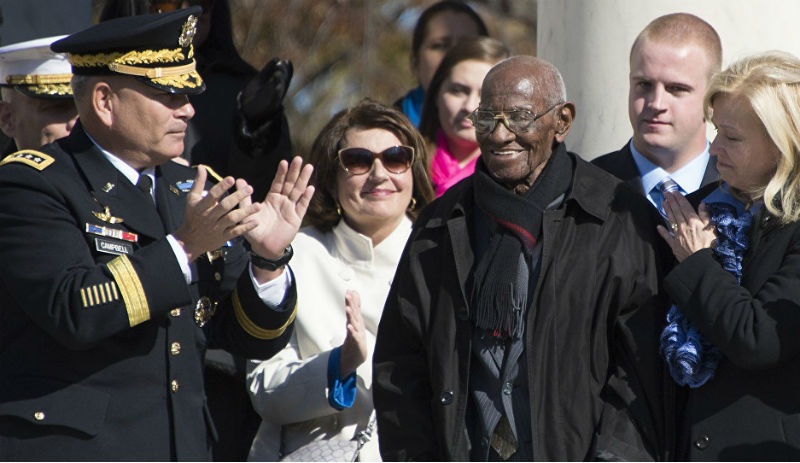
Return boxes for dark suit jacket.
[593,142,720,460]
[592,141,719,196]
[0,123,295,461]
[665,205,800,460]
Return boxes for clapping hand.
[340,290,368,378]
[241,156,315,264]
[174,166,260,262]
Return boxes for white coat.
[247,218,412,461]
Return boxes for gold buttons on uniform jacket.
[170,308,181,317]
[170,342,181,355]
[171,380,179,392]
[33,411,45,421]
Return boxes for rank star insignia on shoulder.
[0,150,55,171]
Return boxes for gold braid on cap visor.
[6,73,72,85]
[6,73,73,96]
[66,45,202,89]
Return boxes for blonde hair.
[705,51,800,224]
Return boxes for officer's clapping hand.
[240,156,314,273]
[173,166,261,262]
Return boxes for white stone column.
[537,0,800,160]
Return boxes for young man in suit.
[593,13,722,207]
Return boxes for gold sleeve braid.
[107,255,150,327]
[232,289,296,339]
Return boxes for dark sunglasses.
[337,145,415,175]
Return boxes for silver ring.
[670,222,679,232]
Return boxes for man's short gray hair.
[70,75,92,100]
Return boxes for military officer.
[0,7,313,461]
[0,35,78,152]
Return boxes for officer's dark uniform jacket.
[0,124,296,461]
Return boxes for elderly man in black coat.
[373,55,670,461]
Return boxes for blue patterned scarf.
[659,187,754,387]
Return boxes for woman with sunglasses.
[418,36,509,197]
[246,99,434,461]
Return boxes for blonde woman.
[658,51,800,460]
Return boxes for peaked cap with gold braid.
[0,35,73,99]
[51,6,205,95]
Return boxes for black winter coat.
[666,208,800,460]
[373,151,668,461]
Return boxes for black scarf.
[470,144,573,338]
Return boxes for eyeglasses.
[467,102,564,134]
[337,145,415,175]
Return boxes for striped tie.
[654,177,681,220]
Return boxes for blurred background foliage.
[93,0,537,155]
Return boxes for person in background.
[418,36,509,196]
[593,13,721,212]
[394,0,488,127]
[373,55,664,461]
[0,35,77,153]
[658,51,800,460]
[247,99,434,461]
[0,8,312,460]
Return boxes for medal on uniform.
[85,223,138,242]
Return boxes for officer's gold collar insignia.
[0,150,55,171]
[92,205,124,224]
[102,182,115,192]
